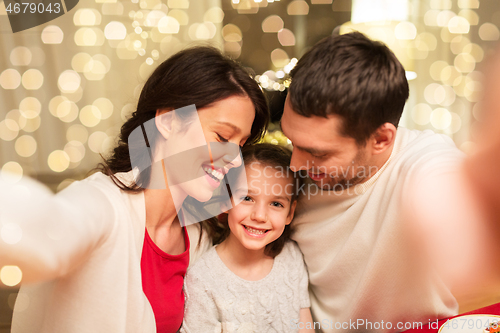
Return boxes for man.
[280,32,463,332]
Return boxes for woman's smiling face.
[156,95,256,204]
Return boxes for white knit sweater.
[291,127,464,332]
[0,171,211,333]
[180,241,310,333]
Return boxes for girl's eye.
[217,134,229,142]
[241,196,252,202]
[271,202,284,208]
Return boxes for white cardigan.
[0,171,211,333]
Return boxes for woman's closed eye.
[217,133,229,142]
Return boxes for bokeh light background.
[0,0,500,320]
[1,0,498,192]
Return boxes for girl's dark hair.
[213,143,301,258]
[97,46,269,191]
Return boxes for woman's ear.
[286,200,297,225]
[155,109,174,140]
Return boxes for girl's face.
[226,162,297,253]
[156,95,255,205]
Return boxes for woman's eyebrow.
[217,121,241,134]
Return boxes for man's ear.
[368,123,397,155]
[155,109,174,140]
[286,200,298,225]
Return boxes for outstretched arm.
[0,173,115,284]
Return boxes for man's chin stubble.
[312,177,364,192]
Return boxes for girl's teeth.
[245,226,267,235]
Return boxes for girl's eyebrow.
[273,195,291,203]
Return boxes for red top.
[141,227,190,333]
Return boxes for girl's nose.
[250,204,267,223]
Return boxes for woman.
[0,46,269,333]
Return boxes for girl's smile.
[224,161,296,254]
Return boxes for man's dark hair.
[289,32,409,145]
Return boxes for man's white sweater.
[291,127,463,332]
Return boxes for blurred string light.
[21,69,43,90]
[219,0,492,151]
[331,0,489,145]
[15,135,37,158]
[10,47,32,66]
[260,123,291,147]
[41,25,64,44]
[341,0,417,80]
[0,69,22,89]
[287,1,309,15]
[1,162,23,184]
[0,266,22,287]
[254,58,297,92]
[0,0,229,183]
[0,0,493,178]
[48,150,70,173]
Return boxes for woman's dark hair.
[289,32,409,145]
[97,46,269,191]
[212,143,301,258]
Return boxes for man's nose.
[290,150,309,172]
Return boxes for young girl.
[181,143,315,333]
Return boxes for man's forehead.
[282,105,343,138]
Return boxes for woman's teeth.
[244,225,268,235]
[203,166,223,181]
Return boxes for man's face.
[281,96,375,191]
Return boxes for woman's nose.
[223,151,242,169]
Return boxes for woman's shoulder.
[65,171,141,203]
[60,171,145,221]
[80,171,132,193]
[62,171,118,195]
